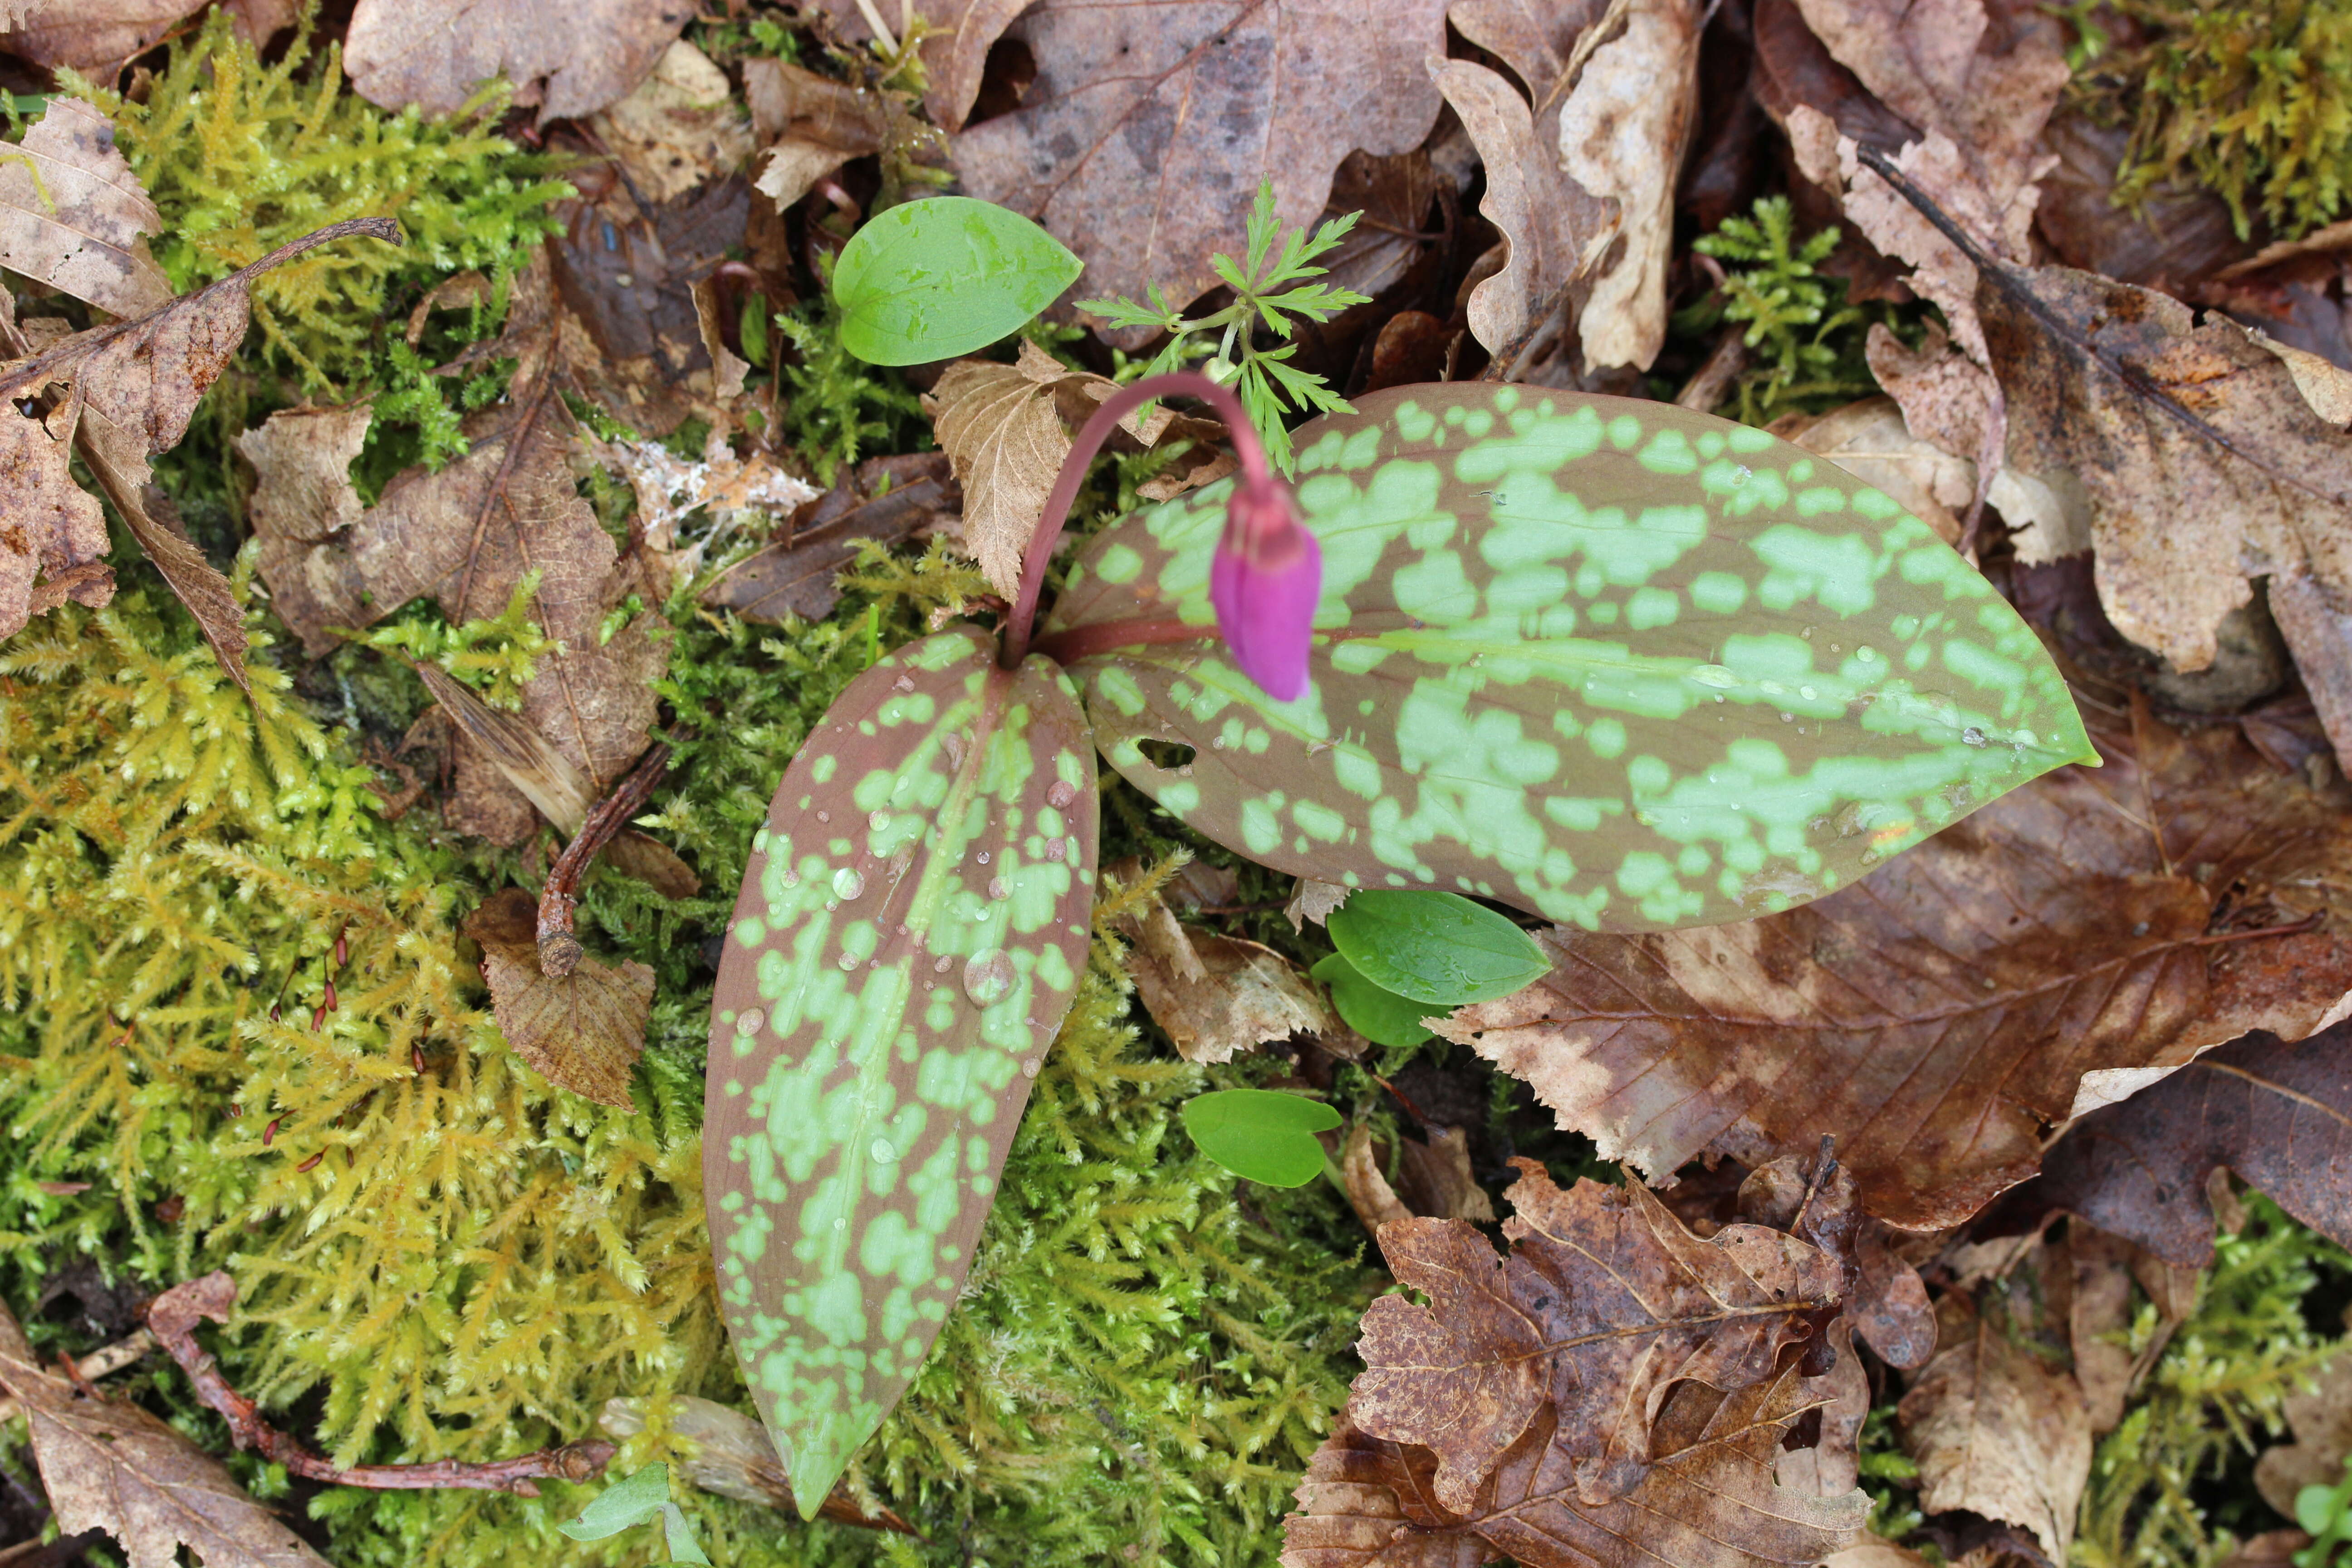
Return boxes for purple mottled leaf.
[1045,382,2092,931]
[704,627,1097,1513]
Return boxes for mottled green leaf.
[832,197,1083,366]
[1327,889,1548,1006]
[1311,951,1434,1049]
[558,1464,712,1564]
[1045,382,2094,931]
[704,627,1098,1514]
[1181,1088,1342,1186]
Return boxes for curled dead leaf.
[1114,880,1338,1063]
[464,888,650,1107]
[0,97,172,319]
[745,58,891,211]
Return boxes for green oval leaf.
[1311,951,1435,1048]
[832,197,1083,365]
[1181,1088,1343,1186]
[705,627,1098,1515]
[1045,383,2097,931]
[1326,890,1547,1006]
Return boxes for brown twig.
[537,742,674,977]
[147,1274,612,1498]
[0,1331,154,1426]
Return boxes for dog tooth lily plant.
[706,198,2095,1512]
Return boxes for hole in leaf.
[1137,740,1196,771]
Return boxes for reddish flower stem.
[536,741,673,978]
[148,1273,613,1497]
[1027,615,1209,667]
[1000,372,1273,669]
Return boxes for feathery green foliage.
[1684,196,1884,425]
[2073,1199,2352,1568]
[2105,0,2352,241]
[88,10,567,391]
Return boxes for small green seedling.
[831,196,1082,365]
[2298,1454,2352,1568]
[1327,891,1550,1008]
[557,1462,711,1565]
[1181,1088,1343,1186]
[1312,951,1435,1049]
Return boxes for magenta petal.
[1210,525,1321,701]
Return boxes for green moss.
[88,10,568,392]
[2102,0,2352,240]
[2072,1200,2350,1568]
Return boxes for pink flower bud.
[1210,476,1321,701]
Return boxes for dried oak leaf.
[1114,887,1337,1063]
[1283,1372,1865,1568]
[345,0,692,122]
[1438,697,2352,1230]
[1978,263,2352,779]
[1898,1293,2091,1560]
[0,1294,329,1568]
[924,341,1225,596]
[0,0,214,74]
[0,216,402,687]
[802,0,1028,132]
[0,97,171,319]
[1435,0,1705,374]
[700,451,956,625]
[1352,1158,1843,1514]
[744,58,890,211]
[952,0,1450,334]
[2039,1026,2352,1266]
[2253,1352,2352,1520]
[588,39,753,206]
[464,887,650,1107]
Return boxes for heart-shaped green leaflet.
[704,627,1098,1515]
[1311,952,1436,1049]
[831,196,1084,366]
[1181,1088,1343,1186]
[1327,889,1549,1006]
[1045,383,2095,931]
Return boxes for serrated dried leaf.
[0,393,110,637]
[953,0,1449,335]
[1114,889,1337,1063]
[1284,1370,1865,1568]
[0,1294,330,1568]
[1285,877,1350,931]
[745,58,890,210]
[1440,696,2352,1228]
[0,97,171,318]
[704,626,1097,1513]
[1898,1294,2091,1560]
[1352,1158,1842,1513]
[1050,382,2090,934]
[345,0,692,122]
[466,887,650,1107]
[2039,1025,2352,1265]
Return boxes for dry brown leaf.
[1981,268,2352,775]
[1338,1122,1414,1235]
[0,394,111,639]
[700,451,956,625]
[2255,1355,2352,1519]
[1352,1158,1844,1512]
[1284,1368,1864,1568]
[239,400,373,646]
[1438,698,2352,1230]
[0,216,400,686]
[1,0,212,74]
[1114,886,1338,1063]
[803,0,1030,132]
[1772,393,1973,544]
[953,0,1450,334]
[0,97,171,319]
[1284,877,1350,931]
[345,0,692,122]
[2066,1224,2150,1435]
[744,58,890,211]
[588,39,751,205]
[465,887,650,1107]
[1865,321,2005,529]
[1899,1293,2091,1560]
[0,1295,330,1568]
[2039,1026,2352,1265]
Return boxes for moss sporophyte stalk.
[705,356,2093,1509]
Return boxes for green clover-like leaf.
[1044,383,2095,931]
[1182,1088,1343,1186]
[704,627,1098,1515]
[1328,889,1548,1006]
[1311,951,1435,1049]
[832,196,1083,365]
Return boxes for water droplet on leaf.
[833,868,867,900]
[1047,779,1077,808]
[962,950,1014,1007]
